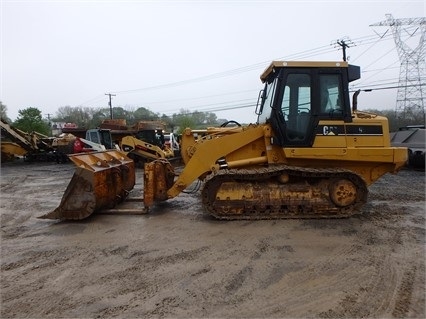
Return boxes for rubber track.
[201,165,368,220]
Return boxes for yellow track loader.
[44,60,407,220]
[144,61,407,219]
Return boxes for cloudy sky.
[1,0,425,124]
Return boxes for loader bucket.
[143,160,175,210]
[40,150,135,220]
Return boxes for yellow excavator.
[1,119,54,161]
[120,135,175,162]
[42,60,407,220]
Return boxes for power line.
[110,34,396,96]
[75,94,105,107]
[159,83,426,117]
[157,98,256,115]
[108,41,376,96]
[351,83,426,93]
[356,58,401,86]
[363,66,400,73]
[161,103,256,118]
[73,30,408,114]
[138,88,258,107]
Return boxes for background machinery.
[43,60,407,220]
[390,125,425,169]
[1,118,115,162]
[61,119,178,163]
[87,119,177,164]
[118,120,177,164]
[1,119,55,161]
[164,133,181,157]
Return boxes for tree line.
[0,102,224,136]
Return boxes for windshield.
[257,77,277,124]
[100,130,113,149]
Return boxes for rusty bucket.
[40,150,135,220]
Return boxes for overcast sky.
[1,0,425,124]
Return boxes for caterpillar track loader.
[144,61,407,219]
[43,60,407,220]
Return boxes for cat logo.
[323,126,337,136]
[323,126,329,135]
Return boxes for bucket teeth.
[39,150,135,220]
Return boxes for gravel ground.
[1,161,425,318]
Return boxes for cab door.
[269,71,316,147]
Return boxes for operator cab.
[256,61,360,147]
[86,129,114,149]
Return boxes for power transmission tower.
[370,14,426,122]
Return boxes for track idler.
[39,150,135,220]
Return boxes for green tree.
[13,107,50,135]
[89,108,109,127]
[134,107,159,121]
[172,110,194,133]
[171,108,221,131]
[54,106,94,128]
[111,106,127,120]
[160,113,174,132]
[176,116,195,134]
[0,101,12,123]
[123,105,136,125]
[205,112,218,125]
[364,108,425,132]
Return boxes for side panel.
[312,115,391,149]
[282,114,406,185]
[312,120,347,148]
[345,114,391,147]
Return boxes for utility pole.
[337,40,349,61]
[332,37,354,62]
[45,113,52,123]
[105,93,116,119]
[45,113,53,135]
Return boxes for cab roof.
[260,61,349,82]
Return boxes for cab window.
[90,131,99,144]
[319,74,343,115]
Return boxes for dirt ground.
[0,160,425,319]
